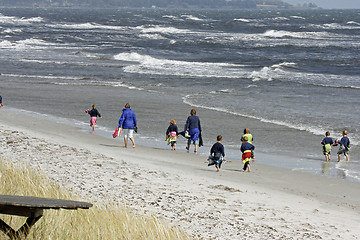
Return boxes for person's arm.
[175,125,178,135]
[133,111,137,127]
[97,110,102,118]
[184,117,190,131]
[221,145,225,157]
[198,117,202,132]
[210,144,215,155]
[321,138,325,145]
[166,126,170,136]
[118,113,124,128]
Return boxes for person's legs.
[194,144,198,153]
[130,137,135,148]
[124,137,128,148]
[186,139,191,152]
[345,153,349,162]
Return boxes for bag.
[134,126,138,133]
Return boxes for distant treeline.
[0,0,297,9]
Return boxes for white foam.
[2,28,22,34]
[136,25,191,34]
[263,30,330,39]
[234,18,251,23]
[290,16,306,20]
[181,15,204,21]
[49,22,127,31]
[139,33,166,40]
[113,52,248,79]
[0,13,43,24]
[0,38,54,50]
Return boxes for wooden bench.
[0,195,92,239]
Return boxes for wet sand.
[0,110,359,239]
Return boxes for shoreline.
[1,109,360,239]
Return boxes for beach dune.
[0,110,359,239]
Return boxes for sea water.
[0,8,359,181]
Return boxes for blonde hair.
[124,103,130,108]
[92,104,96,109]
[343,129,348,135]
[169,119,176,125]
[243,136,248,142]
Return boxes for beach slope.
[0,110,359,239]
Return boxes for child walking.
[335,130,350,162]
[209,135,226,172]
[166,119,178,151]
[241,128,255,161]
[86,104,102,134]
[321,131,334,162]
[241,136,255,172]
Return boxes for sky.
[284,0,360,9]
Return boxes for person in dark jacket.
[118,103,137,148]
[241,136,255,172]
[86,104,102,134]
[209,135,226,172]
[0,95,3,108]
[184,108,201,153]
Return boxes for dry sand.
[0,110,359,239]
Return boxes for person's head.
[124,103,130,109]
[170,119,176,125]
[92,104,96,109]
[217,135,222,142]
[244,128,250,134]
[343,129,348,136]
[190,108,196,116]
[243,136,248,142]
[325,131,330,137]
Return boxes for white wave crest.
[113,52,248,78]
[234,18,251,23]
[3,28,22,34]
[290,16,306,20]
[263,30,329,39]
[136,25,191,34]
[0,13,43,24]
[0,38,54,50]
[49,22,127,31]
[181,15,204,21]
[249,62,296,82]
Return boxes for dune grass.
[0,157,191,240]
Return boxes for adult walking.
[118,103,137,148]
[184,108,202,153]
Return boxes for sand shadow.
[99,144,121,148]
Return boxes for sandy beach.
[1,109,359,240]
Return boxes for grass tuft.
[0,157,191,240]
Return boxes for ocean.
[0,8,359,181]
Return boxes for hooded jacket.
[118,108,137,129]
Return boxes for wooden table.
[0,195,92,239]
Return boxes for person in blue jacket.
[184,108,201,153]
[0,95,3,108]
[118,103,137,148]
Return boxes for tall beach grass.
[0,157,191,240]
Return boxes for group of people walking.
[87,105,255,172]
[86,104,350,173]
[321,130,351,162]
[87,103,137,148]
[165,108,255,172]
